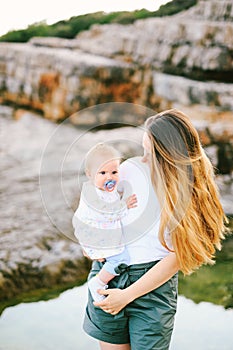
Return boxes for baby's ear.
[85,169,91,178]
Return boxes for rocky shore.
[0,0,232,302]
[0,104,232,302]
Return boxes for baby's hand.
[126,194,137,209]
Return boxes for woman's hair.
[145,109,228,275]
[85,142,121,173]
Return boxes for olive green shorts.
[83,260,178,350]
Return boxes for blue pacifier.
[104,180,116,192]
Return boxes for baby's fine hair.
[85,143,121,172]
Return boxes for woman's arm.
[94,252,179,314]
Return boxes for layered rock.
[0,44,148,121]
[183,0,233,21]
[0,0,232,123]
[71,17,233,83]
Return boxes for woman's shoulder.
[120,156,149,178]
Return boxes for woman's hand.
[93,288,133,315]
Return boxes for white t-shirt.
[118,157,171,265]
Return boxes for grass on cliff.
[0,0,197,43]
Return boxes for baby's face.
[90,159,120,191]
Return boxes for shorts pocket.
[148,273,178,310]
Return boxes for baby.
[72,143,137,301]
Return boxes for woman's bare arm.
[94,252,179,314]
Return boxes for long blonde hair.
[145,109,228,275]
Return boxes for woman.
[82,109,227,350]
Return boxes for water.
[0,284,232,350]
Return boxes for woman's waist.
[116,260,160,275]
[92,259,160,276]
[127,247,169,266]
[124,233,170,263]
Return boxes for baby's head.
[85,143,121,191]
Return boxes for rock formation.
[0,0,232,122]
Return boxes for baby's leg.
[98,268,115,284]
[88,254,124,302]
[88,267,114,302]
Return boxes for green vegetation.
[179,231,233,309]
[0,278,88,316]
[0,0,197,43]
[179,260,233,309]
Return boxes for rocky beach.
[0,0,233,306]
